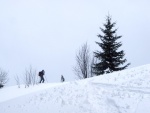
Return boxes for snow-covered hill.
[0,64,150,113]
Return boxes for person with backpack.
[39,70,45,83]
[61,75,65,82]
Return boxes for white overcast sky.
[0,0,150,85]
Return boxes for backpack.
[39,70,45,76]
[39,72,42,76]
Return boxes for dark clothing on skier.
[61,75,65,82]
[39,70,45,83]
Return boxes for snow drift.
[0,64,150,113]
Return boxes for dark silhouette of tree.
[93,15,130,75]
[0,68,8,88]
[23,66,37,87]
[73,43,93,79]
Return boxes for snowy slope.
[0,64,150,113]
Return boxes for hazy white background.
[0,0,150,85]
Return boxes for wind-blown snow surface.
[1,64,150,113]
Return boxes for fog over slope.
[0,0,150,85]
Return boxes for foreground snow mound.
[0,64,150,113]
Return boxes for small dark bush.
[0,84,4,88]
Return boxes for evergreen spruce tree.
[93,15,130,75]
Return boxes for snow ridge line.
[91,82,150,94]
